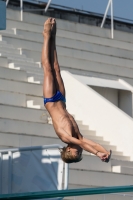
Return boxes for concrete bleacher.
[0,7,133,199]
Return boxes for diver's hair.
[59,147,83,164]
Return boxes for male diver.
[42,18,111,163]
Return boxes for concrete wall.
[61,71,133,160]
[90,86,118,107]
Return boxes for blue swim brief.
[44,91,66,105]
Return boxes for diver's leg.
[50,18,66,97]
[41,18,56,98]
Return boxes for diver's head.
[59,144,83,163]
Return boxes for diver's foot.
[51,18,56,38]
[43,18,52,38]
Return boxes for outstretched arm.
[59,128,108,161]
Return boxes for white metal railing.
[6,0,52,21]
[101,0,114,39]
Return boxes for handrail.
[0,185,133,199]
[101,0,114,39]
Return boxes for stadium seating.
[0,7,133,199]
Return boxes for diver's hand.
[97,152,108,162]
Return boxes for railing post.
[64,163,69,190]
[8,151,12,194]
[20,0,23,21]
[6,0,10,6]
[0,153,2,194]
[101,0,114,39]
[111,0,114,39]
[45,0,52,13]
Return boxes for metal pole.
[45,0,52,13]
[20,0,23,21]
[101,0,111,28]
[64,163,69,190]
[8,151,12,194]
[0,153,2,194]
[111,0,114,39]
[6,0,10,6]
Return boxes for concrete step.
[0,56,8,67]
[0,78,42,96]
[0,118,55,138]
[0,131,63,148]
[26,73,43,82]
[7,10,133,44]
[83,149,123,157]
[69,168,133,187]
[57,46,133,69]
[26,95,44,108]
[17,29,133,61]
[102,144,117,151]
[70,154,111,172]
[2,30,133,71]
[0,48,20,56]
[0,104,48,123]
[0,52,33,62]
[111,154,130,161]
[0,118,117,150]
[9,63,43,74]
[3,28,133,69]
[82,137,110,146]
[0,40,7,44]
[0,131,64,148]
[0,46,19,54]
[9,60,40,68]
[111,159,133,168]
[6,18,133,52]
[0,91,26,107]
[81,130,96,136]
[77,124,89,130]
[0,117,126,159]
[2,35,133,79]
[58,55,133,79]
[1,29,14,35]
[112,165,133,175]
[0,66,27,81]
[0,42,14,48]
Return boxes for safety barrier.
[0,185,133,199]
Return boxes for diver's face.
[67,144,82,157]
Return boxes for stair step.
[0,66,27,81]
[1,29,15,35]
[111,154,130,161]
[111,159,133,168]
[0,91,26,107]
[0,49,20,55]
[0,46,19,54]
[112,166,133,175]
[0,56,8,67]
[0,104,47,123]
[0,78,42,96]
[9,63,42,74]
[9,60,40,68]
